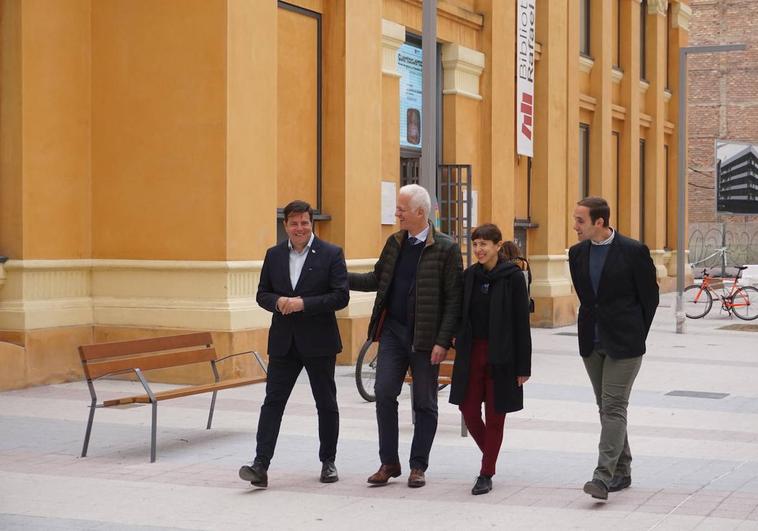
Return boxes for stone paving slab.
[1,292,758,529]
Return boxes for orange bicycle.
[684,265,757,320]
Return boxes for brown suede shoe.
[407,468,426,488]
[367,463,402,485]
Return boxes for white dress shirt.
[409,225,429,244]
[288,232,315,289]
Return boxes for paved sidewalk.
[2,292,758,530]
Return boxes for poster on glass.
[716,140,758,215]
[398,42,423,150]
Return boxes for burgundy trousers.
[458,339,506,476]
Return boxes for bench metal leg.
[82,400,96,457]
[150,401,157,463]
[134,369,158,463]
[206,390,218,430]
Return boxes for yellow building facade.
[0,0,690,390]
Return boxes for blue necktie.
[408,236,420,246]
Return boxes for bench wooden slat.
[404,375,452,384]
[79,332,213,361]
[102,376,268,407]
[84,348,217,379]
[439,364,454,379]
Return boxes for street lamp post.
[676,44,746,334]
[420,0,438,208]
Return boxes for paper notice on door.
[381,181,397,225]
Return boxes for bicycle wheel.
[683,284,712,319]
[732,285,758,321]
[355,339,379,402]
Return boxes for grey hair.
[399,184,431,218]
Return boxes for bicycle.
[355,339,379,402]
[355,339,452,403]
[683,265,757,320]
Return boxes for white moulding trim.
[441,43,485,101]
[579,55,594,74]
[4,259,265,271]
[672,2,692,31]
[381,19,405,77]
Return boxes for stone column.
[668,1,691,279]
[477,0,516,234]
[530,0,575,327]
[226,0,278,259]
[322,0,383,258]
[441,43,484,241]
[380,19,404,242]
[645,0,670,280]
[618,0,642,238]
[589,0,614,200]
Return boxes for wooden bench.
[79,332,267,462]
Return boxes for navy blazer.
[257,236,349,357]
[568,232,659,359]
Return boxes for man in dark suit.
[568,196,659,501]
[239,200,349,488]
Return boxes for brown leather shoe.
[407,468,426,488]
[367,463,402,485]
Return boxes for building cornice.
[400,0,483,31]
[648,0,668,16]
[672,2,692,31]
[441,43,485,101]
[381,19,405,78]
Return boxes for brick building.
[688,0,758,223]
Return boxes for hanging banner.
[398,43,423,150]
[516,0,536,157]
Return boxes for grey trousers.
[582,348,642,485]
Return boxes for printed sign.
[398,43,423,150]
[516,0,536,157]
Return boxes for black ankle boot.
[471,475,493,495]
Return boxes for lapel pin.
[311,249,316,253]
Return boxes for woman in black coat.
[449,224,532,495]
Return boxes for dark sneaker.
[320,460,339,483]
[239,461,268,488]
[608,475,631,492]
[583,478,608,500]
[471,475,493,495]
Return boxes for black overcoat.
[449,261,532,413]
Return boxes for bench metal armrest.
[85,368,147,407]
[216,350,267,375]
[133,368,157,403]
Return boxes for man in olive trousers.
[568,196,659,500]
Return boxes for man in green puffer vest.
[349,184,463,489]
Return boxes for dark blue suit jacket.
[257,236,349,357]
[568,232,659,359]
